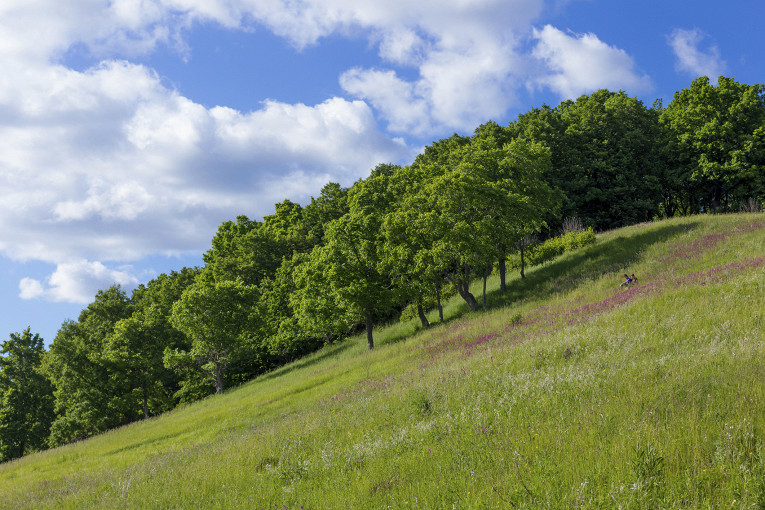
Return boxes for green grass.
[2,213,764,509]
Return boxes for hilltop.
[1,213,764,508]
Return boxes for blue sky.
[0,0,761,344]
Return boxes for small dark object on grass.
[510,312,523,326]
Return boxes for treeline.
[2,76,764,462]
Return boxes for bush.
[526,228,596,266]
[563,227,596,250]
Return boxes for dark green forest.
[1,75,764,462]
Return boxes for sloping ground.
[1,214,764,509]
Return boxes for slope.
[1,214,764,509]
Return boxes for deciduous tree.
[168,279,261,394]
[660,76,765,211]
[43,286,134,446]
[0,328,54,461]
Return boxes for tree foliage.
[43,286,134,446]
[168,278,261,394]
[105,268,199,418]
[509,90,664,230]
[0,329,54,461]
[660,76,765,212]
[295,166,399,349]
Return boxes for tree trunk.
[435,275,444,322]
[143,384,149,419]
[712,181,723,211]
[687,189,697,215]
[499,258,506,292]
[453,278,479,311]
[214,358,225,394]
[417,302,430,328]
[663,193,676,218]
[520,244,526,279]
[365,310,374,350]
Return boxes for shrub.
[525,228,596,266]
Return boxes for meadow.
[1,213,764,509]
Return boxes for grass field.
[1,213,764,509]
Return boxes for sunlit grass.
[1,213,764,508]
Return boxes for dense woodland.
[1,76,764,462]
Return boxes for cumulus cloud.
[0,3,413,303]
[0,59,408,266]
[340,68,432,134]
[668,28,726,79]
[18,278,45,301]
[18,260,139,304]
[334,1,536,133]
[530,25,653,99]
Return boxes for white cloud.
[340,35,521,135]
[0,0,655,304]
[117,0,542,134]
[18,260,139,304]
[333,1,536,133]
[0,59,409,266]
[18,278,45,300]
[531,24,653,99]
[2,0,652,136]
[340,68,432,134]
[668,28,726,79]
[0,6,413,303]
[377,27,428,66]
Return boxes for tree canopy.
[0,329,54,461]
[660,76,765,212]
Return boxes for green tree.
[0,328,54,461]
[258,256,325,361]
[289,250,357,344]
[411,133,471,170]
[466,123,562,290]
[106,312,164,420]
[660,76,765,211]
[295,167,398,350]
[381,136,471,322]
[263,199,310,255]
[426,167,499,311]
[509,90,664,230]
[43,286,134,446]
[397,133,558,311]
[203,215,289,287]
[168,279,261,394]
[381,173,440,327]
[301,182,350,246]
[103,269,199,417]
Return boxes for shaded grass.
[1,213,764,509]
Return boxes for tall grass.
[1,214,764,509]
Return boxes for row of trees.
[2,75,764,462]
[507,76,765,229]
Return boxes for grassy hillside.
[1,214,764,509]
